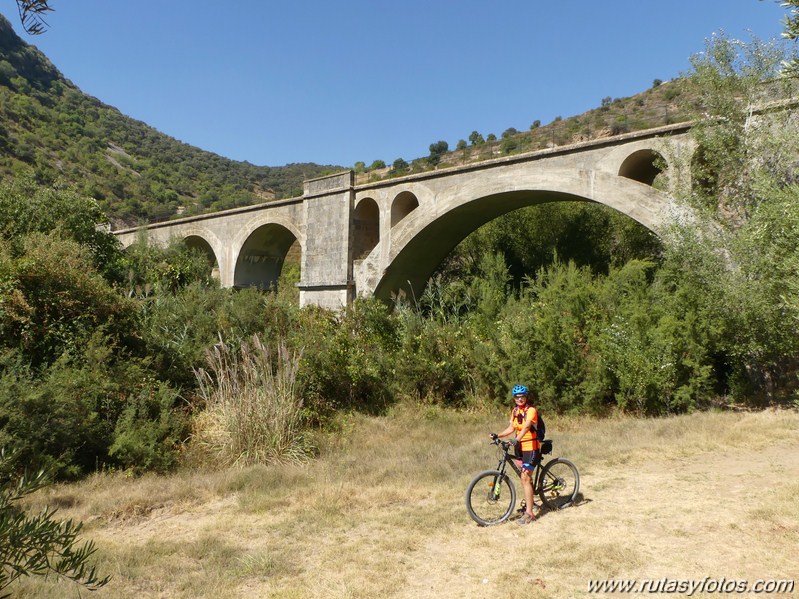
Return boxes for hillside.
[0,13,341,228]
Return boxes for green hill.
[0,13,341,228]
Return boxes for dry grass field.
[17,406,799,598]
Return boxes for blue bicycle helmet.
[512,384,528,396]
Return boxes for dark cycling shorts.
[514,447,540,472]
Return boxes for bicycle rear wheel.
[465,469,516,526]
[538,458,580,510]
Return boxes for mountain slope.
[0,13,341,228]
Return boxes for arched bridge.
[115,123,694,309]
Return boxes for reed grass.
[193,336,311,467]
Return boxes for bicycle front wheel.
[465,469,516,526]
[538,458,580,511]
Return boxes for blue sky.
[1,1,791,167]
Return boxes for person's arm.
[497,424,514,438]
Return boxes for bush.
[109,382,190,473]
[0,173,122,278]
[0,233,136,369]
[294,300,396,418]
[138,285,285,388]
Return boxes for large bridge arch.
[232,218,303,290]
[361,169,675,301]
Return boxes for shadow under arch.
[374,190,602,302]
[618,149,665,185]
[234,223,299,290]
[183,235,220,279]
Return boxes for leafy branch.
[0,448,110,597]
[15,0,53,35]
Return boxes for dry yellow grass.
[16,406,799,598]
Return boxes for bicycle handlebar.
[490,438,515,451]
[491,438,549,451]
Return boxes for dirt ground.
[18,411,799,598]
[396,439,799,598]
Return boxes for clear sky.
[1,1,792,168]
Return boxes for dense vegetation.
[0,14,798,492]
[0,14,340,227]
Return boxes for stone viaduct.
[114,123,695,309]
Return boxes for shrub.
[294,300,396,418]
[109,381,190,473]
[0,233,136,369]
[0,173,122,277]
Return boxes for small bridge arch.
[183,234,220,279]
[232,217,303,290]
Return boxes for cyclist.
[493,384,540,525]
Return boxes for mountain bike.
[465,437,580,526]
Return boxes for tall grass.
[193,335,310,466]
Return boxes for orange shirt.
[511,405,540,452]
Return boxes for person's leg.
[517,450,538,524]
[521,469,535,517]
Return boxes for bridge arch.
[618,148,665,185]
[183,234,220,279]
[391,191,419,228]
[362,169,674,301]
[232,218,302,290]
[354,197,380,260]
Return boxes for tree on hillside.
[501,127,518,139]
[391,157,409,176]
[427,140,448,166]
[15,0,52,34]
[468,131,484,146]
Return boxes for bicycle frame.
[491,440,546,494]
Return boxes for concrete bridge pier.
[297,172,355,309]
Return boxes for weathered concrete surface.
[114,124,694,307]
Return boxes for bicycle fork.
[489,461,508,499]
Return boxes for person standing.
[493,384,540,525]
